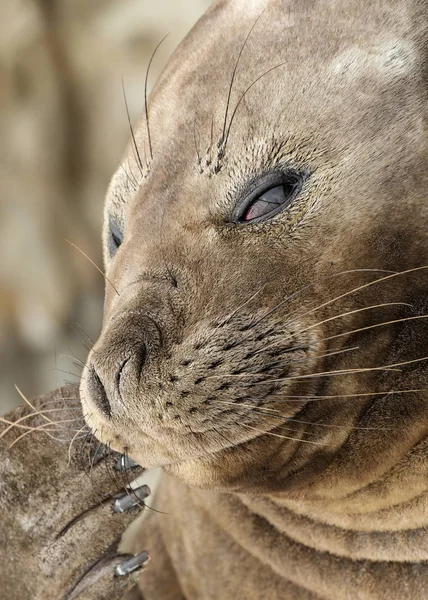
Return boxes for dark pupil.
[112,230,122,248]
[244,183,296,222]
[109,219,123,255]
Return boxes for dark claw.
[114,455,139,471]
[112,485,151,513]
[115,551,150,577]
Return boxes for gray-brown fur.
[88,0,428,597]
[3,0,428,597]
[0,385,147,599]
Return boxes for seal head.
[80,0,428,501]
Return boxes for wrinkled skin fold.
[3,0,428,597]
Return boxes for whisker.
[121,78,145,175]
[218,284,267,328]
[209,113,215,163]
[57,353,85,368]
[249,366,400,385]
[121,156,140,191]
[8,420,85,449]
[52,368,84,381]
[0,416,81,433]
[323,314,428,343]
[256,301,411,356]
[14,385,56,426]
[223,60,288,151]
[287,265,428,334]
[254,344,359,373]
[232,269,395,351]
[66,322,92,353]
[65,240,120,296]
[212,426,265,465]
[257,388,426,403]
[214,400,391,431]
[206,359,398,381]
[0,408,82,438]
[159,200,179,287]
[241,423,330,446]
[74,322,95,348]
[105,440,130,495]
[254,353,428,385]
[144,34,169,162]
[89,439,105,477]
[116,447,147,509]
[67,424,92,465]
[220,10,266,146]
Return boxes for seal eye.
[237,176,302,224]
[108,219,123,257]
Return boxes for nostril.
[87,365,111,418]
[115,357,130,398]
[137,344,147,381]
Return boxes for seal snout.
[83,311,160,418]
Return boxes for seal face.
[81,0,428,504]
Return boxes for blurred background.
[0,0,211,414]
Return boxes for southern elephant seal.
[81,0,428,598]
[5,0,428,598]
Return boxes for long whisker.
[68,424,91,464]
[209,284,268,341]
[206,348,399,381]
[233,269,395,350]
[223,60,288,151]
[144,34,169,161]
[267,388,425,402]
[258,345,360,372]
[74,322,95,348]
[219,284,267,327]
[212,426,267,465]
[121,78,145,176]
[251,353,428,385]
[0,408,82,438]
[52,368,84,381]
[214,400,390,431]
[261,313,428,365]
[289,265,428,332]
[209,113,215,163]
[8,420,84,449]
[323,314,428,343]
[58,353,85,368]
[121,156,140,191]
[14,385,54,426]
[256,301,411,356]
[241,423,330,446]
[65,240,120,296]
[89,438,105,477]
[220,10,266,145]
[66,322,92,353]
[212,366,399,383]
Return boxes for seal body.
[80,0,428,597]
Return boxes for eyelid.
[109,218,123,242]
[232,170,306,224]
